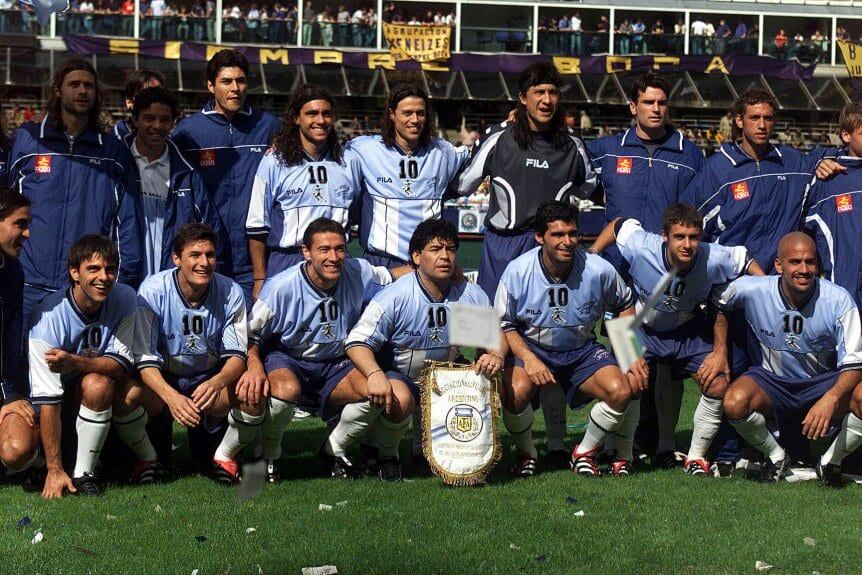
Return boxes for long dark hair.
[47,58,105,133]
[380,84,433,150]
[512,63,569,151]
[270,83,342,166]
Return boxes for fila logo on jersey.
[35,155,52,174]
[616,157,632,174]
[199,149,216,167]
[732,181,750,201]
[526,158,549,169]
[836,194,854,213]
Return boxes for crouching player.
[124,224,248,483]
[717,233,862,483]
[589,204,763,475]
[0,190,36,479]
[29,236,139,497]
[243,218,410,482]
[345,219,504,482]
[495,201,646,477]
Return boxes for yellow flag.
[838,40,862,78]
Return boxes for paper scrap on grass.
[17,516,32,528]
[755,561,774,571]
[106,514,117,521]
[803,537,816,547]
[574,510,585,517]
[318,504,333,511]
[195,535,207,543]
[509,543,520,551]
[31,530,44,545]
[154,504,163,513]
[238,459,267,503]
[336,500,348,507]
[246,527,257,534]
[301,566,338,575]
[449,303,501,351]
[191,570,200,575]
[566,496,578,505]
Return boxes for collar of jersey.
[40,115,103,147]
[836,153,862,167]
[414,271,450,303]
[722,141,783,166]
[201,100,253,120]
[537,249,574,284]
[661,242,699,277]
[301,262,337,297]
[172,268,211,309]
[776,275,818,311]
[621,127,683,153]
[302,141,333,163]
[65,286,100,324]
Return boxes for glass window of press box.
[460,3,532,53]
[613,9,684,56]
[688,13,758,57]
[382,1,455,48]
[300,0,376,48]
[538,7,610,56]
[763,15,832,64]
[837,18,862,66]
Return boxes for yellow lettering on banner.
[383,22,451,63]
[652,56,680,71]
[206,45,224,61]
[260,48,289,65]
[314,51,343,64]
[606,56,632,74]
[368,53,395,69]
[164,41,181,60]
[420,61,449,72]
[838,40,862,78]
[704,56,730,75]
[108,39,140,54]
[552,56,581,75]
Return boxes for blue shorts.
[477,228,537,300]
[508,341,618,409]
[267,248,305,278]
[382,353,470,401]
[264,349,354,416]
[166,371,226,434]
[363,251,409,270]
[745,366,838,454]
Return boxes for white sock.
[74,406,112,477]
[656,375,684,453]
[377,414,411,458]
[540,384,567,452]
[503,404,537,458]
[730,411,785,464]
[261,397,295,460]
[821,412,862,467]
[411,408,423,458]
[576,401,625,455]
[325,401,382,457]
[113,406,157,462]
[614,398,641,461]
[688,395,723,460]
[214,408,264,461]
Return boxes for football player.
[495,201,645,477]
[345,219,504,482]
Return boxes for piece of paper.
[301,567,338,575]
[605,315,643,373]
[237,459,267,503]
[449,303,500,351]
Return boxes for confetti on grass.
[16,516,32,528]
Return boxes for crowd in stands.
[221,2,297,43]
[300,2,376,47]
[0,1,42,34]
[537,12,611,56]
[381,2,455,27]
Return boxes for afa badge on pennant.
[421,362,501,486]
[836,193,854,213]
[616,157,632,175]
[732,181,750,201]
[34,155,52,174]
[199,149,216,167]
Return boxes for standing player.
[124,224,248,482]
[349,85,471,269]
[346,219,505,481]
[7,58,141,319]
[0,190,36,478]
[718,233,862,482]
[242,218,409,482]
[494,201,644,477]
[246,84,362,296]
[586,72,704,467]
[172,49,279,304]
[29,236,138,498]
[589,204,763,475]
[123,87,224,279]
[112,68,166,142]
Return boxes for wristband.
[366,369,383,379]
[253,277,266,281]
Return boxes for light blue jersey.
[345,273,491,380]
[249,259,393,361]
[616,218,750,331]
[134,269,248,378]
[348,135,471,261]
[715,276,862,379]
[28,285,137,405]
[246,146,362,250]
[495,247,632,352]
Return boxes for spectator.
[691,16,706,55]
[336,4,350,46]
[774,28,788,59]
[730,20,748,54]
[714,19,731,54]
[650,18,664,53]
[703,19,715,54]
[317,5,334,46]
[631,18,645,54]
[570,11,582,55]
[579,109,592,134]
[301,0,314,44]
[617,18,632,55]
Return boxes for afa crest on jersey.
[35,155,52,174]
[836,194,854,213]
[199,149,216,167]
[732,181,750,201]
[616,157,632,175]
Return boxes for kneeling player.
[590,204,763,475]
[29,236,139,497]
[0,190,37,479]
[242,218,410,482]
[495,201,646,477]
[718,233,862,483]
[345,219,504,481]
[125,224,248,483]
